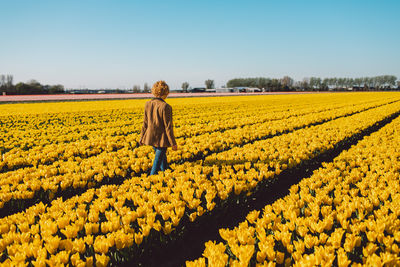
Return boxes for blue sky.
[1,0,399,89]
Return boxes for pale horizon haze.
[1,0,399,89]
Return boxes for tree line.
[133,80,215,93]
[2,74,399,95]
[0,75,65,95]
[177,80,214,92]
[226,75,399,91]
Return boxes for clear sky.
[1,0,399,89]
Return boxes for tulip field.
[0,92,400,266]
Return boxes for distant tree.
[354,78,363,88]
[132,85,141,93]
[375,76,383,89]
[0,74,14,93]
[316,77,322,90]
[256,77,270,91]
[270,79,281,91]
[347,78,355,88]
[227,78,249,88]
[338,78,345,89]
[226,75,396,92]
[25,80,42,94]
[27,79,40,86]
[48,84,64,94]
[366,77,374,88]
[15,81,40,94]
[1,76,65,95]
[342,78,348,88]
[15,82,27,94]
[281,76,294,90]
[329,77,337,90]
[181,82,189,92]
[361,77,369,88]
[309,77,316,90]
[205,79,214,89]
[0,75,5,92]
[293,80,301,91]
[320,79,329,91]
[301,78,310,91]
[6,75,13,89]
[143,83,150,93]
[226,79,239,88]
[322,78,328,88]
[397,80,400,89]
[309,77,321,91]
[386,75,397,87]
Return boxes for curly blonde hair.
[151,80,170,98]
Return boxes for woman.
[140,80,178,175]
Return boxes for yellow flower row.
[1,97,395,212]
[3,94,330,154]
[0,95,345,172]
[187,116,400,266]
[1,93,374,164]
[1,95,399,266]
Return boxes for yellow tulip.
[60,224,79,239]
[57,216,70,230]
[95,253,110,267]
[266,245,276,261]
[84,235,94,246]
[135,233,143,245]
[246,210,260,225]
[256,250,267,263]
[141,224,151,237]
[188,212,197,222]
[362,243,378,257]
[71,252,82,266]
[44,236,61,254]
[304,234,317,249]
[72,238,86,254]
[163,222,173,235]
[366,230,377,242]
[56,250,70,265]
[84,223,93,235]
[391,243,399,254]
[276,251,284,264]
[337,248,351,267]
[59,239,73,251]
[32,256,47,267]
[93,236,110,254]
[186,257,206,267]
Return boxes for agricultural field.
[0,92,400,266]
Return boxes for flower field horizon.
[0,92,321,105]
[0,92,399,266]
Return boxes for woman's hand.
[172,145,178,151]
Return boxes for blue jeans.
[150,147,168,175]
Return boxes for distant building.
[188,87,206,93]
[234,87,247,92]
[170,89,184,93]
[233,87,261,92]
[215,88,238,93]
[68,89,132,94]
[246,87,262,92]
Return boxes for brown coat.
[140,98,177,147]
